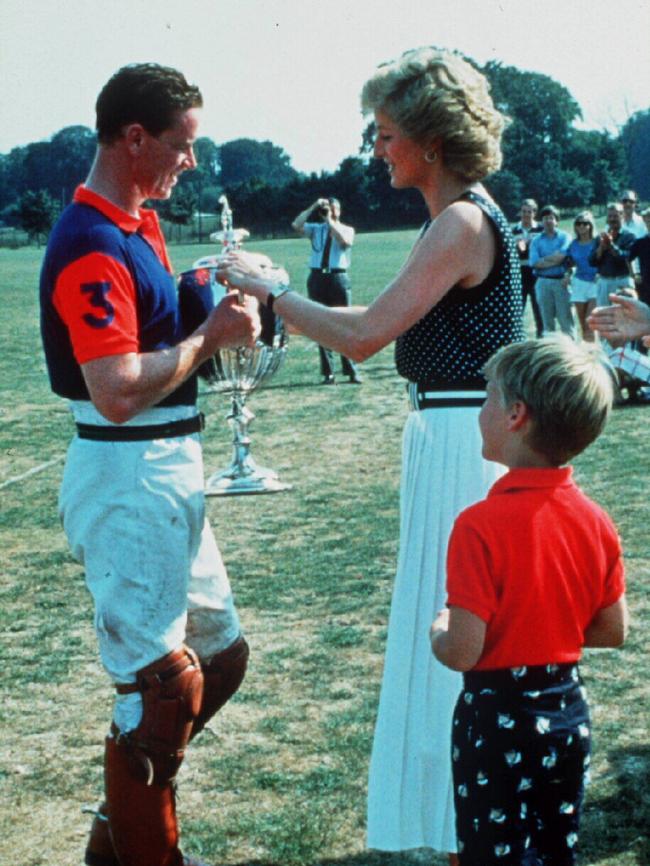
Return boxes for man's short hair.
[96,63,203,144]
[483,336,615,465]
[521,198,538,212]
[539,205,559,220]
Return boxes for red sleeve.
[446,516,498,623]
[52,252,139,363]
[599,521,626,608]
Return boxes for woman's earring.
[424,149,438,164]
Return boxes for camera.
[310,201,330,222]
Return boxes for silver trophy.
[178,196,291,495]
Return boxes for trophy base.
[205,463,292,496]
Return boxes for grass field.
[0,232,648,866]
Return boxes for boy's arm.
[583,595,629,648]
[430,606,487,671]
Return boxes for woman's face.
[574,220,592,240]
[373,109,428,190]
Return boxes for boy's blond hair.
[484,336,616,465]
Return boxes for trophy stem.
[205,390,291,496]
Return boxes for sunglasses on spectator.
[622,198,636,203]
[575,221,590,226]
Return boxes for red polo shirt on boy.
[446,467,624,671]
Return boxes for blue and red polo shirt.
[39,185,196,406]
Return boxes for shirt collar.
[73,185,158,234]
[489,466,574,496]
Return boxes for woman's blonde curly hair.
[361,47,507,182]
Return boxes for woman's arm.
[218,200,496,363]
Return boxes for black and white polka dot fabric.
[395,190,525,388]
[452,664,590,866]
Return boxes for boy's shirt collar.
[489,466,573,496]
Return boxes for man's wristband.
[266,283,293,312]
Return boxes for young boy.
[430,336,628,866]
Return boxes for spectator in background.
[292,196,362,384]
[629,207,650,306]
[620,190,646,239]
[563,211,598,341]
[589,203,636,306]
[529,205,573,337]
[511,198,544,337]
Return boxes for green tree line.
[1,60,648,243]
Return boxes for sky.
[2,0,649,174]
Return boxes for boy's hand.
[430,608,450,647]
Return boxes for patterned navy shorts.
[452,664,590,866]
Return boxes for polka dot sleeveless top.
[395,190,524,387]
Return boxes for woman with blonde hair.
[217,46,524,859]
[563,211,598,340]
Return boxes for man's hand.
[588,294,650,344]
[204,291,261,350]
[598,231,613,251]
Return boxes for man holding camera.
[292,197,362,384]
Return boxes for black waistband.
[311,267,346,274]
[536,274,564,280]
[463,663,579,692]
[75,414,204,442]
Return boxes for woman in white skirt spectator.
[564,211,599,341]
[216,46,525,862]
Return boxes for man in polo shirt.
[529,205,573,337]
[39,63,259,866]
[292,197,362,384]
[588,202,636,307]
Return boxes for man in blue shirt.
[292,197,362,384]
[529,205,574,337]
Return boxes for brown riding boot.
[105,734,184,866]
[84,802,119,866]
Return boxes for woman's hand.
[215,250,287,301]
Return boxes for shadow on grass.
[580,742,650,863]
[227,855,445,866]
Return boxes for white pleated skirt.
[367,404,505,853]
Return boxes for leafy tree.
[485,169,522,218]
[620,109,650,199]
[48,125,96,204]
[18,189,59,244]
[156,186,197,241]
[218,138,298,188]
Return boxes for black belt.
[536,274,564,280]
[76,414,204,442]
[311,267,346,274]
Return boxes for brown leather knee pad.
[191,635,249,740]
[118,645,204,785]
